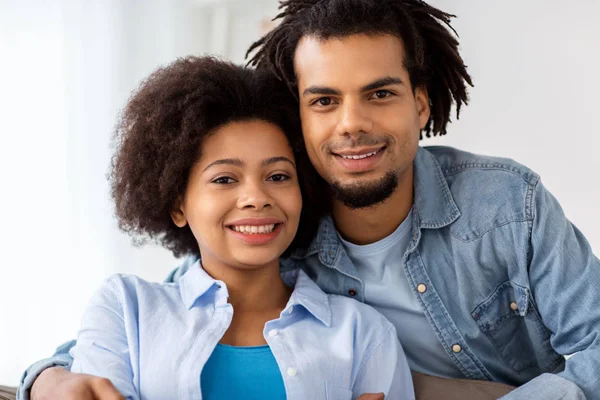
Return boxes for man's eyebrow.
[302,86,341,97]
[361,77,404,92]
[301,77,404,97]
[202,158,244,172]
[263,156,296,168]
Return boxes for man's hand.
[31,367,124,400]
[356,393,385,400]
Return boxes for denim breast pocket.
[324,382,353,400]
[471,281,556,373]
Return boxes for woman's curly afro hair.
[109,56,322,258]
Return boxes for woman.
[69,56,414,400]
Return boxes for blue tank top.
[201,344,286,400]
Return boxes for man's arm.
[17,257,197,400]
[501,179,599,399]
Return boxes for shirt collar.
[292,146,461,260]
[179,260,332,327]
[412,146,461,229]
[282,269,332,327]
[179,260,222,310]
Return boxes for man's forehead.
[293,34,408,90]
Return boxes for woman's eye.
[268,174,291,182]
[212,176,236,184]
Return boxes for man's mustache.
[325,136,389,152]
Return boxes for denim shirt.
[67,265,413,400]
[19,146,599,399]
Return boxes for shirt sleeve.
[16,342,74,400]
[502,179,599,399]
[69,275,139,400]
[352,325,415,400]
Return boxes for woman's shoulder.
[290,269,396,343]
[328,293,395,331]
[96,273,183,309]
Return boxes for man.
[18,0,599,399]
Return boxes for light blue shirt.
[339,209,464,378]
[68,262,415,400]
[201,344,286,400]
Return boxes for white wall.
[0,0,598,386]
[425,0,600,253]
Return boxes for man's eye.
[316,97,332,106]
[268,174,290,182]
[212,176,236,184]
[373,90,392,99]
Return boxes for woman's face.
[171,120,302,271]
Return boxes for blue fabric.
[64,265,413,400]
[19,145,598,400]
[339,208,464,378]
[201,344,286,400]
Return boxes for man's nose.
[337,99,373,138]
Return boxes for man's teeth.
[231,224,276,234]
[340,150,379,160]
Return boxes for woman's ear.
[170,196,188,228]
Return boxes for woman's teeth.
[340,150,379,160]
[231,224,276,234]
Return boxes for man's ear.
[170,197,187,228]
[415,86,431,130]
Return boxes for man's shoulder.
[423,146,541,239]
[424,145,539,185]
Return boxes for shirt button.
[510,301,519,311]
[268,329,278,338]
[417,284,427,293]
[348,289,357,296]
[287,367,297,377]
[452,344,462,353]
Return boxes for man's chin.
[330,171,398,209]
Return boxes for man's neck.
[332,166,414,245]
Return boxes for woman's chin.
[229,250,284,270]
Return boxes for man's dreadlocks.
[247,0,473,138]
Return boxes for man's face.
[294,34,430,208]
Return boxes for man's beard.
[329,171,398,209]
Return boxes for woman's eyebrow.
[202,158,244,172]
[263,156,296,168]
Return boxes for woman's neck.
[200,256,292,346]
